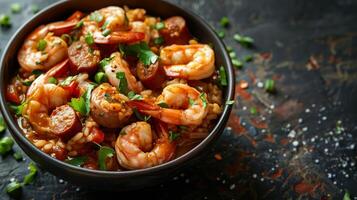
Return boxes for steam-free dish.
[6,6,225,171]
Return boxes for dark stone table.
[0,0,356,199]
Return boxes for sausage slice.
[68,40,101,73]
[51,105,82,140]
[137,61,166,90]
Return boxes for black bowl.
[0,0,235,190]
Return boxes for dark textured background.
[1,0,357,199]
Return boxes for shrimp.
[160,44,215,80]
[115,121,176,169]
[90,83,133,128]
[130,21,151,43]
[17,14,82,72]
[104,52,143,93]
[128,83,209,126]
[23,59,74,135]
[82,6,145,44]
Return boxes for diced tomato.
[62,81,80,98]
[6,85,21,104]
[91,127,105,144]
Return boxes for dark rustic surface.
[1,0,357,199]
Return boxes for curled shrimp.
[104,52,143,93]
[17,14,82,72]
[90,83,133,128]
[23,59,73,135]
[160,44,215,80]
[128,83,209,126]
[130,21,151,43]
[115,121,176,169]
[82,6,145,44]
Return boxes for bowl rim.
[0,0,235,177]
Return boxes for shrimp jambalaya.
[6,6,224,170]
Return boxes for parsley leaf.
[69,97,86,115]
[0,136,14,155]
[5,181,22,195]
[0,116,6,132]
[169,131,180,142]
[119,42,158,66]
[133,108,151,122]
[157,102,169,108]
[99,56,114,69]
[200,93,207,108]
[127,91,143,100]
[98,146,115,170]
[85,32,94,45]
[9,102,26,116]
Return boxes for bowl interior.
[0,0,234,178]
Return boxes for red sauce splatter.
[260,52,272,61]
[271,168,283,179]
[250,118,268,129]
[235,84,252,101]
[228,114,257,147]
[294,181,320,194]
[264,133,275,143]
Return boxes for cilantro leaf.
[119,42,158,66]
[127,91,143,100]
[9,102,26,116]
[69,97,86,115]
[200,93,207,108]
[116,72,128,94]
[98,146,115,170]
[169,131,180,142]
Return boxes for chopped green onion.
[154,22,165,30]
[127,91,143,100]
[48,77,57,84]
[98,146,115,170]
[244,55,253,62]
[232,59,243,69]
[0,117,6,132]
[226,46,233,52]
[219,66,228,86]
[31,5,40,14]
[0,136,14,155]
[74,20,84,29]
[116,72,128,95]
[66,156,88,167]
[89,11,103,23]
[9,102,26,116]
[343,191,351,200]
[153,36,165,45]
[217,30,225,39]
[250,107,257,115]
[200,93,207,108]
[157,102,169,108]
[229,51,236,59]
[264,79,275,93]
[94,72,108,84]
[220,16,229,27]
[13,151,23,161]
[226,100,235,105]
[233,34,254,47]
[99,56,114,69]
[37,39,47,51]
[5,181,22,195]
[85,32,94,45]
[59,76,76,86]
[0,14,11,27]
[102,29,111,37]
[189,98,196,106]
[133,108,151,122]
[11,3,22,13]
[31,69,43,76]
[23,162,37,185]
[169,131,180,142]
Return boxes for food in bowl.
[6,6,225,171]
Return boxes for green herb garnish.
[154,22,165,30]
[169,131,180,142]
[264,79,275,93]
[217,30,225,39]
[31,69,43,76]
[59,76,76,86]
[5,181,22,195]
[98,146,115,170]
[13,151,23,161]
[23,162,37,185]
[85,32,94,45]
[189,98,196,106]
[48,77,58,84]
[127,91,143,100]
[250,107,257,115]
[31,5,40,14]
[11,3,22,13]
[232,59,243,69]
[119,42,158,66]
[0,14,11,27]
[343,191,351,200]
[133,108,151,122]
[153,36,165,45]
[226,100,235,105]
[37,39,47,51]
[94,72,108,84]
[0,117,6,132]
[69,84,94,116]
[233,34,254,47]
[116,72,128,94]
[0,136,14,155]
[200,93,207,108]
[66,156,88,167]
[89,11,103,23]
[219,66,228,86]
[9,102,26,116]
[220,17,229,27]
[244,55,253,62]
[74,20,84,29]
[102,29,111,37]
[99,56,114,69]
[157,102,169,108]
